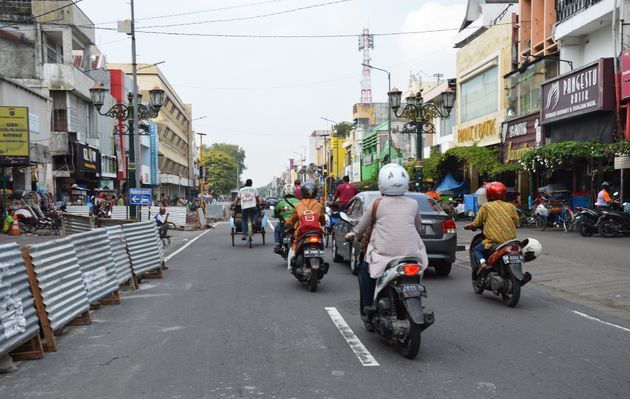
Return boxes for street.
[1,220,629,399]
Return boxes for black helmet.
[301,181,318,198]
[602,181,610,188]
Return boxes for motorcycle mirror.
[339,212,352,223]
[613,191,619,197]
[269,206,274,210]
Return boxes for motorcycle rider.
[273,184,300,253]
[345,163,428,315]
[464,182,520,279]
[286,181,326,256]
[233,178,260,240]
[595,181,613,208]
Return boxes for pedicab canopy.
[436,173,467,195]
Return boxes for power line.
[94,0,294,25]
[138,0,351,29]
[0,0,85,30]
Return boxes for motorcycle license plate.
[502,255,523,264]
[400,284,426,298]
[303,249,324,258]
[283,237,292,244]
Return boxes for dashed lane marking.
[325,307,380,367]
[571,310,630,333]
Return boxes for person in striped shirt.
[465,182,520,279]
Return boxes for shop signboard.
[614,156,630,170]
[541,58,615,125]
[76,142,101,174]
[0,106,29,166]
[456,118,499,146]
[149,122,159,186]
[501,113,542,163]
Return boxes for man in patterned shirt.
[465,182,520,279]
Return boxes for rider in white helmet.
[345,163,429,315]
[273,184,300,252]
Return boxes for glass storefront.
[505,58,559,119]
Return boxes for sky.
[79,0,466,186]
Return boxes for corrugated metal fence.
[0,244,40,359]
[105,226,133,285]
[122,221,164,277]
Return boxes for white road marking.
[267,219,275,230]
[165,228,213,262]
[325,307,379,367]
[572,310,630,333]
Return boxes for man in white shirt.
[234,179,259,240]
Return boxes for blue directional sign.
[129,188,152,206]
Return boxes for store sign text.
[457,119,497,143]
[506,142,531,162]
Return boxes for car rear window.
[361,192,444,215]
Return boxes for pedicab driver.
[234,179,260,240]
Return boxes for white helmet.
[522,238,542,260]
[283,184,295,196]
[378,163,409,196]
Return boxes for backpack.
[297,209,322,236]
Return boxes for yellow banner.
[0,106,29,161]
[457,119,497,144]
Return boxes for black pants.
[359,261,376,313]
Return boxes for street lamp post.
[89,83,165,219]
[363,63,392,162]
[388,88,455,161]
[196,132,206,193]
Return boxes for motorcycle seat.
[489,239,521,254]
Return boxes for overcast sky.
[81,0,466,185]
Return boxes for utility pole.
[129,0,140,219]
[196,132,206,193]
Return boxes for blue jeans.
[241,207,258,236]
[359,261,376,313]
[274,221,284,246]
[471,242,489,280]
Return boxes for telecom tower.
[358,28,374,104]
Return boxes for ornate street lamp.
[387,88,455,162]
[89,83,165,218]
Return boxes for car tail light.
[307,236,321,243]
[441,219,456,234]
[399,264,421,276]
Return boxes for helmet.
[601,181,609,188]
[485,181,507,201]
[522,238,542,261]
[301,181,318,198]
[378,163,409,196]
[282,184,295,196]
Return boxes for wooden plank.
[99,290,121,305]
[143,268,163,279]
[67,311,91,326]
[9,335,44,361]
[21,246,58,353]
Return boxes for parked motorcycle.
[574,206,601,237]
[290,230,329,292]
[466,226,540,307]
[516,208,536,228]
[595,196,630,237]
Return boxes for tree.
[209,143,246,172]
[333,122,354,139]
[203,151,238,195]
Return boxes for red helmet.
[485,181,507,201]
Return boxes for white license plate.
[304,249,324,258]
[283,237,292,244]
[502,254,523,264]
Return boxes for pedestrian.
[294,179,303,199]
[160,193,169,207]
[117,195,126,206]
[333,175,359,210]
[2,209,14,234]
[595,181,613,208]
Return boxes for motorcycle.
[290,230,329,292]
[339,213,434,359]
[516,207,536,228]
[574,206,601,237]
[324,204,341,248]
[275,220,293,260]
[595,195,630,237]
[466,226,538,307]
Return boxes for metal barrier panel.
[64,206,90,216]
[105,226,133,285]
[206,204,227,220]
[61,214,93,236]
[122,221,163,277]
[27,238,89,331]
[70,230,119,305]
[0,243,40,358]
[97,218,133,229]
[140,206,187,228]
[152,223,165,262]
[110,206,130,220]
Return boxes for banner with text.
[0,106,29,166]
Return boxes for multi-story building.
[108,64,194,200]
[420,79,458,158]
[0,0,119,200]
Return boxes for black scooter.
[595,200,630,237]
[290,230,329,292]
[575,206,601,237]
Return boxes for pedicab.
[229,204,267,248]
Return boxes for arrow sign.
[129,188,153,205]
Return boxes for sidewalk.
[455,221,630,321]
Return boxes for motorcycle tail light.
[508,244,521,253]
[307,236,321,243]
[399,264,421,276]
[441,219,456,234]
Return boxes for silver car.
[331,191,457,276]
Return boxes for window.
[505,58,559,119]
[460,65,498,123]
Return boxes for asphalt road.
[1,222,629,399]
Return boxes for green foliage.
[203,151,238,195]
[208,143,246,171]
[519,140,629,172]
[356,179,378,191]
[333,122,354,139]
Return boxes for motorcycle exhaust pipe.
[421,311,435,331]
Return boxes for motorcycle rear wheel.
[578,223,594,237]
[397,322,421,359]
[308,259,319,292]
[535,216,546,231]
[598,220,617,238]
[501,274,521,307]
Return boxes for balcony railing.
[556,0,603,23]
